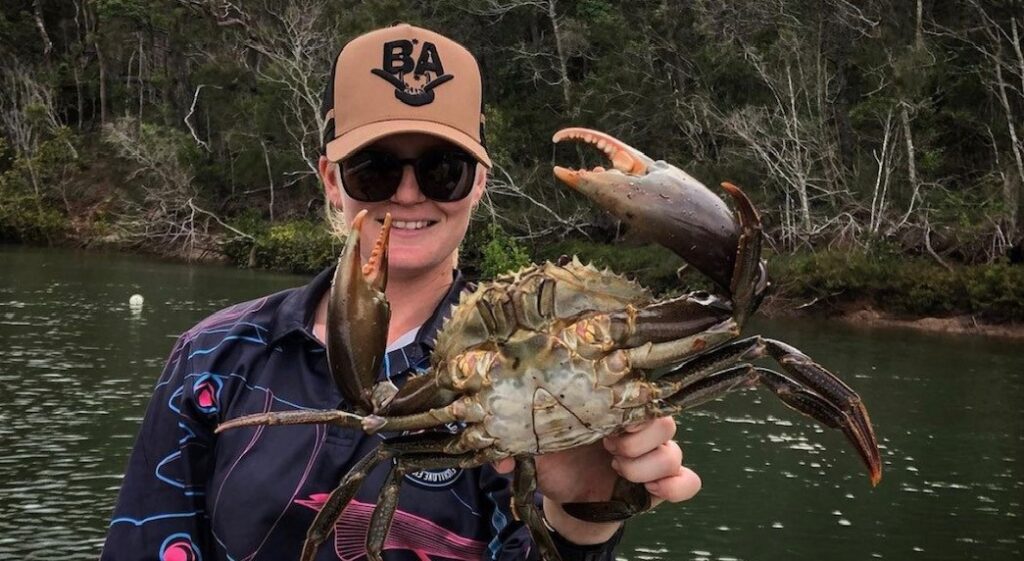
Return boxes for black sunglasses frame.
[339,149,478,203]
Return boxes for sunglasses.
[340,149,477,203]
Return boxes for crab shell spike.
[552,128,742,293]
[326,210,392,414]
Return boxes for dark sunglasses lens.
[341,151,402,202]
[416,151,474,202]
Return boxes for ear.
[319,155,343,210]
[469,163,488,208]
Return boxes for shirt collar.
[268,265,335,346]
[268,266,468,352]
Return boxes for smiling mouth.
[377,218,437,231]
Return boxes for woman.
[103,24,700,561]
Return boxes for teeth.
[392,220,431,230]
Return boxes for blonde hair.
[324,163,350,238]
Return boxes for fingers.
[609,441,682,484]
[645,466,701,503]
[603,417,701,505]
[603,417,676,458]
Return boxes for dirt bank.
[763,296,1024,339]
[835,307,1024,339]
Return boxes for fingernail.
[645,481,660,495]
[611,458,621,472]
[603,438,617,453]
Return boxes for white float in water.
[129,294,144,313]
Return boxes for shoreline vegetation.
[2,2,1023,337]
[7,213,1024,339]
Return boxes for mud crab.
[217,128,882,561]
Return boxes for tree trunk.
[85,0,108,125]
[547,0,573,113]
[138,32,145,122]
[993,43,1023,237]
[261,139,275,222]
[915,0,924,50]
[96,42,107,125]
[898,102,921,226]
[32,0,53,59]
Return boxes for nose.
[390,163,426,204]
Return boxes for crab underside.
[217,128,881,561]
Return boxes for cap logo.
[371,39,453,107]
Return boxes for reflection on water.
[1,245,1021,560]
[0,245,305,559]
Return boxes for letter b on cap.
[383,40,415,74]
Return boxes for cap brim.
[326,120,492,168]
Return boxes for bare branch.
[184,84,220,152]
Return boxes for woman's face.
[321,133,486,280]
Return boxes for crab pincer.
[214,210,393,434]
[553,129,743,292]
[328,209,392,414]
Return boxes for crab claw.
[327,210,392,414]
[553,128,751,299]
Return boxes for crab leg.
[215,407,364,433]
[300,433,478,561]
[511,455,563,561]
[760,339,880,483]
[653,340,881,486]
[561,475,653,524]
[300,444,395,561]
[719,182,768,326]
[566,338,881,523]
[365,461,405,561]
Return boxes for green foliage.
[221,216,341,275]
[771,251,1024,322]
[477,223,532,280]
[94,0,150,22]
[0,129,78,244]
[963,264,1024,322]
[534,239,689,295]
[0,183,66,243]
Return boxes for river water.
[0,245,1021,560]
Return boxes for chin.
[385,250,453,277]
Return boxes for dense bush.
[221,216,340,275]
[0,136,71,244]
[0,189,66,243]
[477,223,532,280]
[770,251,1024,322]
[533,239,692,295]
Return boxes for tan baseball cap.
[323,24,491,168]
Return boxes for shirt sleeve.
[479,465,624,561]
[101,335,217,561]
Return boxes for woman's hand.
[492,416,701,545]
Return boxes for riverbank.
[837,308,1024,339]
[761,296,1024,339]
[538,239,1024,337]
[6,223,1024,338]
